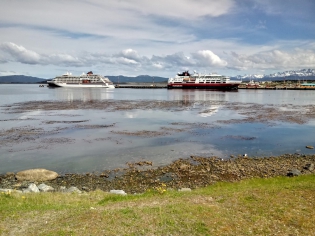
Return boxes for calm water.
[0,84,314,174]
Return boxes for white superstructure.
[48,71,115,88]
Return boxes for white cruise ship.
[47,71,115,88]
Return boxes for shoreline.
[1,153,314,193]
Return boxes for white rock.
[38,183,54,192]
[26,183,40,193]
[65,186,82,194]
[110,190,127,195]
[59,186,67,192]
[178,188,192,192]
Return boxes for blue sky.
[0,0,314,78]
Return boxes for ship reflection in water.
[167,89,231,102]
[167,89,236,117]
[51,87,115,102]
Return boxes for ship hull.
[48,81,115,88]
[167,83,239,90]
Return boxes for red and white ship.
[167,71,241,90]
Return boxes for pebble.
[110,190,127,195]
[178,188,192,192]
[287,169,302,177]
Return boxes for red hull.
[167,83,239,90]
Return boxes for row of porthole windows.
[55,79,99,81]
[173,78,226,81]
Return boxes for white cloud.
[0,42,41,64]
[116,57,139,65]
[0,70,20,76]
[0,0,234,38]
[228,48,315,71]
[192,50,228,67]
[115,49,142,63]
[252,0,315,18]
[152,63,163,69]
[123,0,234,18]
[46,53,83,67]
[1,41,314,77]
[0,0,314,77]
[0,42,85,66]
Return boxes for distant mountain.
[106,75,168,83]
[234,69,315,81]
[0,75,47,84]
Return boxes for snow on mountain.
[235,69,315,80]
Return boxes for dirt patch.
[222,135,257,140]
[42,120,89,124]
[41,137,75,144]
[111,130,170,137]
[75,124,115,129]
[223,103,314,125]
[0,126,50,146]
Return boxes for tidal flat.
[0,98,315,174]
[1,85,315,174]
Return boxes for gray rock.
[304,163,314,171]
[24,183,40,193]
[159,173,174,183]
[82,186,90,192]
[110,190,127,195]
[65,186,82,194]
[38,183,54,192]
[16,169,58,181]
[287,169,301,177]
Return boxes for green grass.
[1,175,315,235]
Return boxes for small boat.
[167,71,241,90]
[47,71,115,88]
[246,80,260,88]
